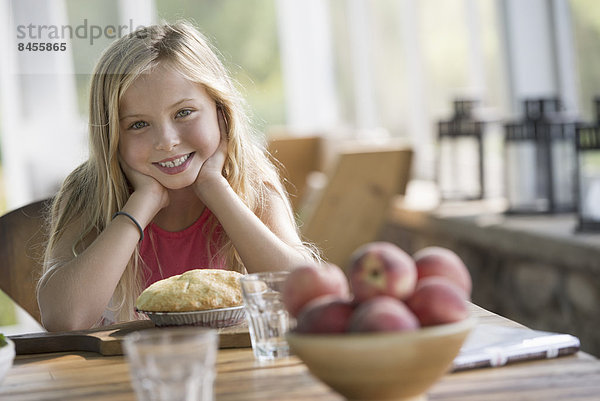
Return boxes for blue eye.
[130,121,148,130]
[176,109,192,118]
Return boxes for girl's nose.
[154,124,180,151]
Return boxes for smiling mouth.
[156,153,193,168]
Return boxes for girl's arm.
[38,172,167,332]
[197,177,313,272]
[194,111,314,272]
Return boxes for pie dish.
[140,305,246,328]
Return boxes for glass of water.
[123,327,218,401]
[240,271,294,361]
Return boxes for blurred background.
[1,0,599,334]
[1,0,599,212]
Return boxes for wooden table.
[2,305,599,401]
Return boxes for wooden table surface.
[2,305,599,401]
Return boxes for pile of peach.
[283,242,472,334]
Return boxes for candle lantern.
[545,120,578,212]
[504,97,577,213]
[437,100,484,200]
[575,123,600,231]
[504,122,544,212]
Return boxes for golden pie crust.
[136,269,244,312]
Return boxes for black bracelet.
[112,211,144,242]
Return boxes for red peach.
[347,242,417,303]
[406,277,469,327]
[282,263,350,318]
[413,246,472,297]
[347,296,420,333]
[295,295,356,334]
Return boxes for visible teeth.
[159,153,190,168]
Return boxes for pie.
[136,269,244,312]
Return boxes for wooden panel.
[0,199,51,324]
[302,145,413,267]
[267,136,325,211]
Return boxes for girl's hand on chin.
[194,109,229,196]
[119,157,169,209]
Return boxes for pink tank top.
[139,208,226,286]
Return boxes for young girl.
[37,21,318,332]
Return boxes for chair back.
[268,135,329,211]
[301,144,413,267]
[0,199,51,323]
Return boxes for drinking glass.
[123,327,218,401]
[240,271,294,361]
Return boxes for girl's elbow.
[41,312,94,332]
[39,296,95,332]
[40,315,67,332]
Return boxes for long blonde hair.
[40,21,312,322]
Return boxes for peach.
[347,296,419,333]
[406,277,469,326]
[347,242,417,303]
[295,295,356,334]
[413,246,472,297]
[283,263,350,318]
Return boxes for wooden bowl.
[286,317,475,401]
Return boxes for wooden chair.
[300,143,413,267]
[0,199,51,324]
[267,135,330,211]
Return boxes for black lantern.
[437,100,484,200]
[575,123,600,231]
[504,97,577,213]
[545,120,578,212]
[504,122,543,212]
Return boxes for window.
[325,0,508,178]
[155,0,284,130]
[65,0,120,115]
[570,0,600,121]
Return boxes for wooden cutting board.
[9,320,251,356]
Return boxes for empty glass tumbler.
[123,327,218,401]
[241,271,294,361]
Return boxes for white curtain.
[275,0,340,133]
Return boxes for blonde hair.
[39,21,316,323]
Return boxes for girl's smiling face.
[118,63,221,190]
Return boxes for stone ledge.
[387,198,600,273]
